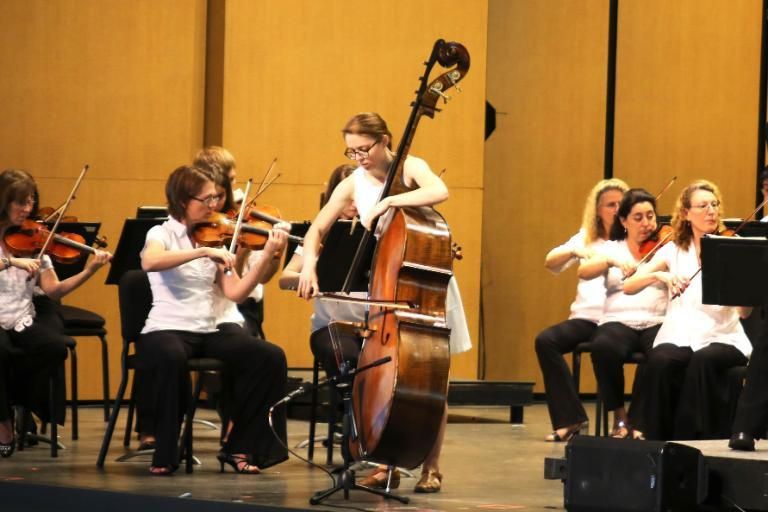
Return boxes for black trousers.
[309,325,362,380]
[732,329,768,438]
[629,342,747,440]
[0,321,68,425]
[136,326,288,469]
[590,322,659,412]
[535,318,596,429]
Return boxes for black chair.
[59,304,110,426]
[97,269,224,472]
[15,364,65,457]
[306,356,339,465]
[573,342,646,437]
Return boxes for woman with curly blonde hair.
[623,179,751,440]
[535,178,628,442]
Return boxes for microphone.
[272,381,313,408]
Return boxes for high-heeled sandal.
[414,469,443,493]
[217,452,260,474]
[545,421,588,442]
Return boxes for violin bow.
[42,202,67,223]
[673,196,768,298]
[254,157,277,199]
[655,175,677,200]
[225,178,253,275]
[36,164,89,262]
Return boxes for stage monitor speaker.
[564,436,707,512]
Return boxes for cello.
[345,40,470,469]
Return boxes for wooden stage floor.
[2,403,764,511]
[0,403,574,511]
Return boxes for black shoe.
[729,432,755,451]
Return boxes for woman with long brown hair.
[624,180,751,440]
[534,178,628,442]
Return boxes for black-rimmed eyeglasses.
[344,140,380,160]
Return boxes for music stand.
[723,220,768,238]
[105,218,164,285]
[136,206,168,219]
[47,222,101,280]
[701,235,768,306]
[317,220,375,292]
[285,221,311,267]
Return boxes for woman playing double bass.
[296,112,472,493]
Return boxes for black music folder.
[285,220,374,292]
[317,220,375,292]
[701,235,768,306]
[105,218,164,285]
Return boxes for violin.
[193,212,302,250]
[638,224,673,258]
[4,219,98,264]
[36,205,108,249]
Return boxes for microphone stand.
[306,355,409,506]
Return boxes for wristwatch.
[0,257,10,270]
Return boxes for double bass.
[345,40,470,469]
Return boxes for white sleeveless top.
[351,165,472,354]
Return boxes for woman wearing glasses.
[137,164,289,475]
[0,169,111,458]
[296,112,471,493]
[535,178,628,443]
[623,180,752,440]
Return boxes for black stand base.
[308,356,408,506]
[310,467,409,505]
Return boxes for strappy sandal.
[217,452,260,474]
[359,466,401,489]
[545,421,588,442]
[610,420,631,439]
[414,469,443,493]
[149,465,176,476]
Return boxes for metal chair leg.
[100,335,110,421]
[97,369,129,467]
[69,346,78,440]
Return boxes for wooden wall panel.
[0,0,207,399]
[221,0,487,377]
[484,0,610,391]
[614,0,763,216]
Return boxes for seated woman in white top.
[578,188,668,438]
[0,169,111,458]
[535,178,628,443]
[138,165,290,475]
[623,180,752,440]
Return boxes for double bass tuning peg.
[430,82,451,103]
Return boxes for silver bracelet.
[0,257,10,271]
